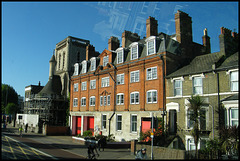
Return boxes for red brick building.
[69,10,210,141]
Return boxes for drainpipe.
[159,54,166,133]
[108,63,117,137]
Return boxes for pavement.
[2,123,135,160]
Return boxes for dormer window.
[145,36,156,55]
[103,55,109,66]
[90,57,96,71]
[116,48,124,64]
[81,61,87,74]
[73,63,79,76]
[129,42,139,60]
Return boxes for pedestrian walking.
[87,142,99,159]
[135,148,148,160]
[98,136,107,152]
[19,126,23,137]
[25,123,28,133]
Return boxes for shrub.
[83,130,93,137]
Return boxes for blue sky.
[2,1,238,97]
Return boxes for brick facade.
[69,10,214,141]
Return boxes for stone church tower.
[53,36,99,99]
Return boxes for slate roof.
[166,52,226,78]
[37,75,62,96]
[120,33,180,64]
[218,52,239,70]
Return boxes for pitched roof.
[37,75,62,96]
[218,52,239,70]
[166,52,225,78]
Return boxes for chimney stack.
[108,36,120,51]
[202,28,211,54]
[219,27,239,56]
[146,16,158,38]
[86,44,98,61]
[122,30,140,48]
[175,10,193,44]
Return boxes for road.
[2,134,56,160]
[1,124,134,160]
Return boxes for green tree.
[65,94,70,127]
[187,95,204,159]
[220,126,239,157]
[1,84,19,113]
[6,103,18,115]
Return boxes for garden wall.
[136,143,185,159]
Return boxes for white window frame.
[104,96,107,106]
[73,98,78,107]
[230,108,238,127]
[117,73,124,85]
[129,42,139,60]
[192,76,203,95]
[89,96,96,106]
[100,96,103,106]
[146,66,157,80]
[174,79,182,96]
[116,48,124,64]
[90,79,96,89]
[145,36,156,55]
[130,70,140,83]
[81,97,86,106]
[107,95,110,105]
[73,63,79,76]
[146,90,157,104]
[101,77,110,87]
[103,55,109,66]
[81,81,87,91]
[116,114,122,131]
[102,114,107,129]
[131,114,137,133]
[130,92,140,104]
[90,57,96,71]
[116,93,124,105]
[81,61,87,73]
[74,83,78,92]
[230,70,238,91]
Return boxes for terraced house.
[69,10,215,141]
[165,27,238,150]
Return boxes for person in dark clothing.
[135,148,148,160]
[98,136,107,152]
[87,142,99,159]
[25,123,28,133]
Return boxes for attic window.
[81,61,87,73]
[116,48,124,64]
[73,63,79,76]
[90,57,96,71]
[145,36,156,56]
[103,55,109,66]
[129,42,139,60]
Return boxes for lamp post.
[151,112,154,160]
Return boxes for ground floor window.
[116,114,122,131]
[131,115,137,132]
[102,114,107,129]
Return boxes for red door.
[77,116,81,135]
[141,119,151,133]
[87,116,94,135]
